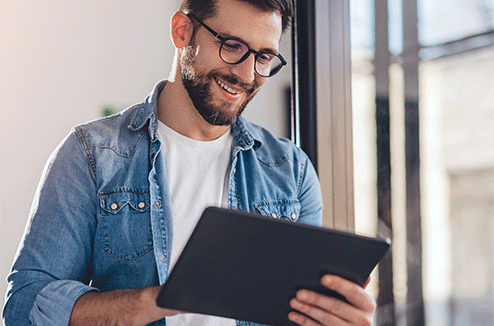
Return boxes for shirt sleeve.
[29,281,99,326]
[3,130,99,326]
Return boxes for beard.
[180,45,259,126]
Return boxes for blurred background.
[350,0,494,325]
[1,0,493,325]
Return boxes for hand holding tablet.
[157,207,390,326]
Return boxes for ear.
[170,12,193,49]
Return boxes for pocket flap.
[254,199,301,221]
[100,189,150,214]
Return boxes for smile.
[215,78,241,95]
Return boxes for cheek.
[255,76,268,89]
[194,44,225,70]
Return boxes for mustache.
[211,72,257,94]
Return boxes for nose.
[229,53,257,84]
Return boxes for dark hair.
[180,0,293,33]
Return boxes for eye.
[222,39,245,55]
[257,53,275,65]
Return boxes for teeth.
[215,78,240,95]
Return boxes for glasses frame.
[187,13,287,78]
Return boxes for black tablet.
[156,206,390,326]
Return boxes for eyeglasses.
[187,13,286,78]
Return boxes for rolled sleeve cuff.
[29,280,99,326]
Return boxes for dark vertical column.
[404,100,424,325]
[290,0,300,148]
[374,1,396,325]
[376,98,395,326]
[291,0,318,170]
[402,0,425,323]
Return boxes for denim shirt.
[3,80,323,326]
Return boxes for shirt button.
[138,202,146,209]
[110,203,118,210]
[159,254,165,261]
[271,213,277,219]
[233,168,236,174]
[155,200,161,207]
[290,213,297,220]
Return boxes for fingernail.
[290,298,302,309]
[288,312,302,323]
[322,275,332,286]
[297,290,308,301]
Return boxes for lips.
[214,77,242,95]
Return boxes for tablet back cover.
[156,207,390,326]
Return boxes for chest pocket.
[254,199,301,222]
[100,189,153,262]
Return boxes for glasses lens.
[220,39,248,64]
[220,38,284,77]
[255,53,283,77]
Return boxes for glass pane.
[351,1,494,325]
[420,46,494,325]
[388,0,404,55]
[350,0,374,50]
[418,0,494,46]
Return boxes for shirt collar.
[128,80,166,134]
[232,116,262,151]
[128,80,263,149]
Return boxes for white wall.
[0,0,291,311]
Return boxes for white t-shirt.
[157,121,236,326]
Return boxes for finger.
[288,311,321,326]
[292,290,371,325]
[321,275,376,313]
[290,297,350,326]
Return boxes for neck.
[157,78,231,142]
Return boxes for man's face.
[180,0,283,126]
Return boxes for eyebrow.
[215,30,280,55]
[189,13,281,55]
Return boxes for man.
[3,0,377,325]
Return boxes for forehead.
[206,0,283,51]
